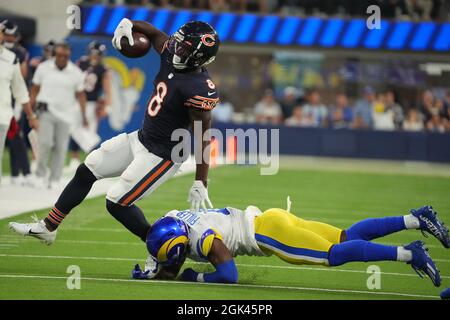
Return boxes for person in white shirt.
[302,89,328,127]
[0,24,39,185]
[254,89,282,124]
[30,42,87,187]
[403,109,424,132]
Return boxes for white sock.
[397,247,413,262]
[403,214,420,229]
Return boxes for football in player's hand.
[120,32,151,58]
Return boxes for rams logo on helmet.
[146,217,189,266]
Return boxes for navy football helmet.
[146,217,189,266]
[167,21,220,71]
[88,41,106,56]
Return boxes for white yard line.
[0,157,198,220]
[0,273,438,299]
[0,253,448,279]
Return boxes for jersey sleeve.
[196,228,223,260]
[183,78,220,111]
[32,62,44,85]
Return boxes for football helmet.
[88,41,106,56]
[146,216,189,266]
[167,21,220,71]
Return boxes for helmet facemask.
[167,21,219,72]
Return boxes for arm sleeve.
[32,63,43,85]
[183,78,219,111]
[199,260,238,284]
[76,70,85,92]
[11,61,30,105]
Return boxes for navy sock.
[328,240,398,266]
[106,199,151,242]
[345,217,406,241]
[45,164,97,231]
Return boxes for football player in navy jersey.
[68,41,112,168]
[10,19,221,247]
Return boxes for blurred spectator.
[385,90,404,130]
[445,91,450,131]
[1,20,28,78]
[352,86,375,129]
[212,93,234,122]
[403,109,424,131]
[426,98,446,132]
[302,89,328,127]
[0,24,38,186]
[372,92,395,131]
[328,93,353,129]
[28,40,55,86]
[372,92,395,130]
[31,43,87,188]
[382,0,408,18]
[285,105,314,127]
[405,0,434,20]
[254,89,282,125]
[420,90,435,123]
[280,86,301,120]
[1,20,35,186]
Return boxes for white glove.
[188,180,213,214]
[143,255,160,279]
[112,18,134,50]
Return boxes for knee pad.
[84,148,103,175]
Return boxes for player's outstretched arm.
[188,109,214,213]
[131,20,169,54]
[181,239,238,284]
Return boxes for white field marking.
[0,244,17,247]
[63,227,127,233]
[0,253,448,279]
[0,273,438,299]
[3,232,448,251]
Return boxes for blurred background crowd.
[87,0,449,21]
[214,86,450,133]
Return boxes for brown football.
[119,31,151,58]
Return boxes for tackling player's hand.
[112,18,134,50]
[131,263,159,280]
[181,268,199,282]
[188,180,213,214]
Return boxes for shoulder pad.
[196,228,223,259]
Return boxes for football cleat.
[411,205,450,248]
[9,215,57,245]
[404,240,441,287]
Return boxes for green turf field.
[0,164,449,300]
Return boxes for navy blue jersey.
[77,56,107,101]
[10,44,28,64]
[138,44,219,160]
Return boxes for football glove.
[112,18,134,50]
[131,256,160,280]
[188,180,213,214]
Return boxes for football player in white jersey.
[133,205,449,287]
